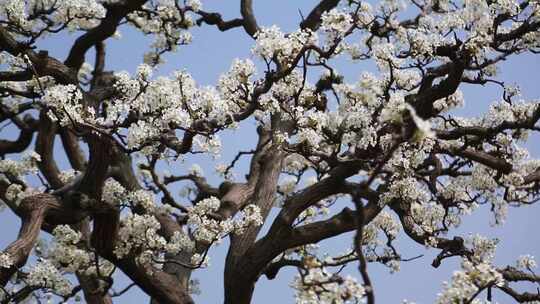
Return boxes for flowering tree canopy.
[0,0,540,303]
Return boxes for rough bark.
[0,194,87,286]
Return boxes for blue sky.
[1,1,540,303]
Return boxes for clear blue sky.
[1,1,540,303]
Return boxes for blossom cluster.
[111,197,263,265]
[0,151,39,177]
[42,84,88,126]
[104,62,257,154]
[26,259,73,297]
[114,213,168,259]
[253,26,318,65]
[186,197,263,243]
[361,211,402,272]
[48,225,92,273]
[436,261,504,304]
[516,254,537,270]
[0,152,42,203]
[0,253,13,269]
[0,0,106,32]
[292,267,365,304]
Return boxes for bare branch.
[196,11,244,31]
[240,0,259,37]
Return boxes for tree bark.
[0,194,87,286]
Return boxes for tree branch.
[35,112,64,189]
[240,0,259,37]
[64,0,148,71]
[0,194,87,286]
[196,11,244,31]
[300,0,341,31]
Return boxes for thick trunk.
[76,220,114,304]
[223,150,285,303]
[224,277,255,304]
[150,251,193,304]
[77,273,114,304]
[106,256,194,304]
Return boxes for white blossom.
[0,253,13,269]
[114,214,166,258]
[292,268,365,304]
[517,254,537,269]
[27,260,73,296]
[186,0,202,12]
